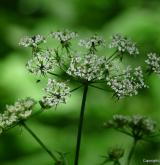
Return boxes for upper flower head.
[19,35,46,48]
[79,35,105,53]
[67,54,110,82]
[50,30,78,53]
[109,34,139,55]
[26,49,56,76]
[41,79,71,108]
[50,30,78,42]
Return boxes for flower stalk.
[21,121,58,163]
[127,138,138,165]
[74,84,89,165]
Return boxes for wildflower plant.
[105,115,158,165]
[1,30,158,165]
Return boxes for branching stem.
[70,85,83,93]
[21,121,58,163]
[48,72,61,77]
[74,84,89,165]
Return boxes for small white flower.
[41,79,71,107]
[19,35,46,48]
[26,49,56,76]
[67,54,110,81]
[130,115,156,134]
[0,98,36,134]
[79,35,105,53]
[107,66,147,98]
[145,53,160,74]
[109,34,139,55]
[6,97,36,120]
[50,30,78,42]
[107,115,156,137]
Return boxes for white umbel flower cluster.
[145,53,160,74]
[26,50,56,76]
[107,114,156,136]
[19,35,46,48]
[0,98,36,134]
[41,79,71,107]
[67,54,110,81]
[109,34,139,55]
[79,35,105,52]
[50,30,78,42]
[107,66,147,98]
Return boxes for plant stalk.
[21,122,58,162]
[74,85,89,165]
[127,138,138,165]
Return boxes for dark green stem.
[70,85,83,93]
[48,72,61,77]
[127,138,138,165]
[106,50,118,62]
[21,122,58,162]
[74,85,89,165]
[89,84,112,92]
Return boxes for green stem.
[127,138,138,165]
[21,122,58,163]
[106,50,118,63]
[70,85,83,93]
[74,85,89,165]
[48,72,61,77]
[89,84,112,92]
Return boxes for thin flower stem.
[21,121,58,163]
[108,54,119,63]
[127,138,138,165]
[48,72,61,77]
[89,84,112,92]
[31,108,44,118]
[74,84,89,165]
[106,50,118,62]
[70,85,83,93]
[92,81,106,84]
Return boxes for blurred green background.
[1,0,160,165]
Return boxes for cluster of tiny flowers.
[41,79,71,107]
[106,66,147,98]
[79,35,105,52]
[67,54,110,81]
[106,114,156,138]
[107,147,124,161]
[109,34,139,55]
[50,30,78,42]
[145,53,160,74]
[19,34,46,48]
[0,98,36,134]
[26,49,56,76]
[101,147,124,165]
